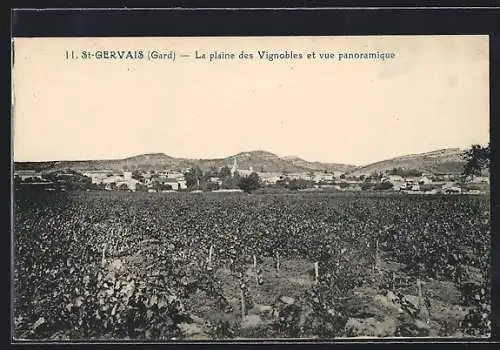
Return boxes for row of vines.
[13,191,491,339]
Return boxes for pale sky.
[12,35,489,166]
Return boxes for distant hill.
[346,148,467,176]
[219,151,311,173]
[14,148,473,176]
[14,150,356,174]
[15,153,192,173]
[282,156,357,173]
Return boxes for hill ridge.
[14,148,467,175]
[346,148,466,176]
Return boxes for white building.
[287,172,311,181]
[443,186,462,194]
[123,171,132,181]
[312,172,335,183]
[418,176,432,185]
[209,177,223,186]
[14,170,44,181]
[388,175,405,182]
[82,170,113,184]
[470,176,490,184]
[157,177,187,191]
[238,167,255,177]
[258,172,283,185]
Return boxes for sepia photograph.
[11,35,491,341]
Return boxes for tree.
[387,167,421,177]
[205,182,219,191]
[203,166,218,181]
[132,170,142,181]
[117,183,129,191]
[184,166,203,188]
[135,183,148,192]
[370,171,383,182]
[463,144,490,177]
[238,172,261,193]
[219,166,231,179]
[361,183,374,191]
[374,182,394,190]
[287,179,312,191]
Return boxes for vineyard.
[13,191,491,340]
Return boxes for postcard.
[12,35,490,341]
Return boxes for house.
[151,171,187,191]
[442,183,461,194]
[82,170,113,184]
[157,177,187,191]
[100,175,126,190]
[258,172,283,185]
[312,172,335,183]
[209,177,223,186]
[443,186,462,194]
[388,175,404,182]
[418,176,432,185]
[14,170,43,181]
[166,171,185,180]
[436,174,458,181]
[405,176,421,184]
[470,176,490,184]
[238,167,255,177]
[467,190,481,195]
[97,173,141,191]
[102,175,125,185]
[388,179,407,191]
[286,172,312,181]
[126,178,141,191]
[400,181,420,191]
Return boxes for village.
[13,157,489,195]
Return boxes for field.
[13,191,491,340]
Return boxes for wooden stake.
[417,278,423,306]
[375,239,380,271]
[314,262,319,283]
[276,251,280,271]
[416,278,429,323]
[101,243,107,266]
[254,255,258,284]
[240,286,246,319]
[208,245,213,265]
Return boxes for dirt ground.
[168,254,478,339]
